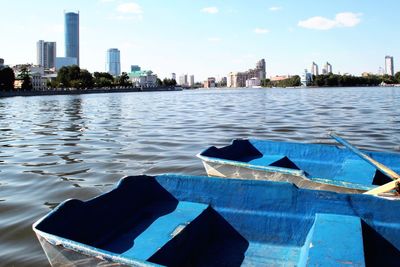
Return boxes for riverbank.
[0,86,182,98]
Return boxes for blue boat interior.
[35,175,400,266]
[200,139,400,187]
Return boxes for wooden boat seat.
[301,213,365,266]
[119,201,209,260]
[334,159,376,185]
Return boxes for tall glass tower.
[65,12,79,66]
[106,48,121,76]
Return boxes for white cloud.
[298,12,362,30]
[100,0,115,2]
[335,12,362,27]
[117,2,143,14]
[208,37,222,42]
[201,7,219,14]
[254,28,270,34]
[269,6,282,11]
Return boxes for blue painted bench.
[118,201,209,260]
[334,159,376,185]
[300,213,365,267]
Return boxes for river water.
[1,87,400,266]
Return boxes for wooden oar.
[329,132,400,195]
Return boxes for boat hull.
[201,160,365,194]
[197,139,400,194]
[33,174,400,266]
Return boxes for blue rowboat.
[33,174,400,266]
[197,139,400,194]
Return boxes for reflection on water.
[0,87,400,265]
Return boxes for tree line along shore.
[1,65,400,91]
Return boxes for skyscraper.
[385,55,394,76]
[256,59,266,80]
[65,12,79,66]
[37,40,56,69]
[325,62,332,74]
[311,62,319,76]
[189,75,195,87]
[106,48,121,76]
[179,74,188,86]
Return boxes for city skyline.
[1,0,399,80]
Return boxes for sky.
[0,0,399,81]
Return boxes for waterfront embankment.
[0,86,181,98]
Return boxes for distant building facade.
[219,77,227,87]
[227,59,266,88]
[385,55,394,76]
[204,77,216,88]
[106,48,121,76]
[311,62,319,76]
[270,75,290,82]
[56,57,78,70]
[12,64,47,90]
[301,69,313,86]
[325,62,332,74]
[65,12,79,66]
[227,72,247,87]
[129,70,158,87]
[189,75,195,87]
[131,65,141,72]
[37,40,56,69]
[171,73,176,80]
[0,58,4,69]
[245,77,261,87]
[179,74,188,86]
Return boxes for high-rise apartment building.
[65,12,79,66]
[325,62,332,74]
[189,75,195,87]
[256,59,266,80]
[385,55,394,76]
[37,40,56,69]
[311,62,319,76]
[179,74,188,86]
[227,59,266,88]
[171,73,176,80]
[106,48,121,76]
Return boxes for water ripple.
[0,87,400,265]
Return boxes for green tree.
[93,72,114,88]
[79,69,94,88]
[97,77,113,87]
[162,78,177,87]
[395,72,400,84]
[156,78,163,86]
[0,67,15,91]
[18,66,32,90]
[117,72,131,86]
[260,79,271,87]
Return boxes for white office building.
[311,62,319,76]
[385,55,394,76]
[325,62,332,74]
[189,75,195,87]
